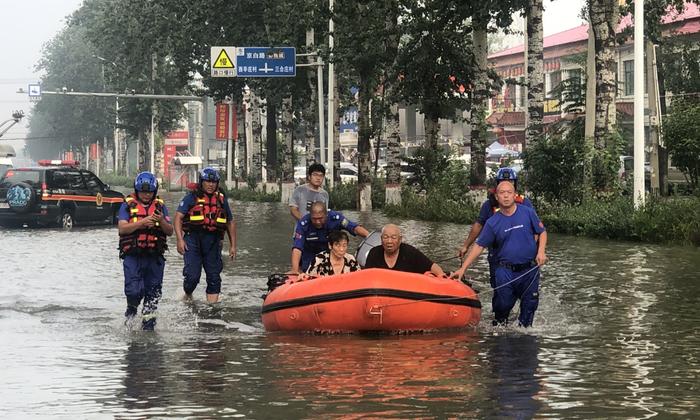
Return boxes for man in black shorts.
[364,224,445,276]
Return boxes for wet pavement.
[1,196,699,418]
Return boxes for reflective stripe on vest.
[119,194,168,256]
[184,192,228,232]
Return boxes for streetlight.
[94,55,121,175]
[0,110,24,138]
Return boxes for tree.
[525,0,545,145]
[333,0,401,210]
[588,0,622,191]
[663,99,700,189]
[462,0,527,187]
[393,0,475,151]
[28,24,114,162]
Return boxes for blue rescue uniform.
[177,192,233,295]
[477,194,534,284]
[118,200,171,328]
[476,204,545,327]
[293,210,359,271]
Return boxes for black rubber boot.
[124,305,138,319]
[142,317,156,331]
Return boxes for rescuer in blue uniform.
[291,201,370,273]
[453,180,548,327]
[174,167,236,303]
[457,167,535,284]
[118,171,174,330]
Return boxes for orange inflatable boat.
[261,268,481,333]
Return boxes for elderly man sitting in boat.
[291,201,369,274]
[364,224,445,276]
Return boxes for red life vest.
[183,191,228,232]
[119,194,168,257]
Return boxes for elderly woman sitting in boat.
[304,230,360,277]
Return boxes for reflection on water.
[1,199,700,417]
[267,333,481,418]
[486,333,542,418]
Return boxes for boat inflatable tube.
[261,268,481,333]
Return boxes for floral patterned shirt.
[306,250,360,276]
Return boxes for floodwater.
[1,196,699,418]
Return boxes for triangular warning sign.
[213,49,234,68]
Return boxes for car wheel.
[61,211,74,230]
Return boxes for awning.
[173,156,202,165]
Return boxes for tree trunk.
[385,103,402,205]
[583,26,596,200]
[589,0,618,148]
[656,45,669,195]
[332,74,341,185]
[526,0,545,146]
[280,96,295,203]
[266,102,278,182]
[357,81,372,211]
[424,115,440,150]
[470,16,489,187]
[305,28,318,165]
[250,93,263,185]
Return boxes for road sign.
[210,46,237,77]
[28,83,41,102]
[235,47,296,77]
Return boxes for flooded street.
[1,196,699,418]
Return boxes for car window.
[50,170,85,190]
[0,170,42,188]
[82,171,103,192]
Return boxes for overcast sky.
[0,0,586,153]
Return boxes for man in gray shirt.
[289,163,329,221]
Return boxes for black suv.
[0,161,124,228]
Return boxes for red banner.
[215,102,229,140]
[89,143,101,160]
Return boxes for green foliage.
[328,181,356,210]
[26,24,115,160]
[405,146,471,203]
[591,131,625,193]
[658,37,700,96]
[329,178,386,211]
[540,195,700,245]
[386,148,475,223]
[99,173,133,188]
[523,121,588,204]
[221,185,281,202]
[384,187,478,224]
[392,0,475,123]
[663,99,700,189]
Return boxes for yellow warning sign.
[213,49,234,68]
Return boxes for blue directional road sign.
[235,47,296,77]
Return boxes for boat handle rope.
[375,265,541,309]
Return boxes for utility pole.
[114,97,120,174]
[646,41,664,195]
[633,0,645,208]
[327,0,335,188]
[150,53,157,175]
[227,99,234,188]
